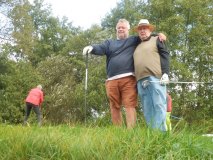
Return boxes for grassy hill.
[0,124,212,160]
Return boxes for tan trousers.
[106,76,137,129]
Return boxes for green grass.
[0,124,212,160]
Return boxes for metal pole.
[171,115,182,120]
[149,81,212,84]
[84,53,88,123]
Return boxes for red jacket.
[167,94,172,112]
[25,88,44,106]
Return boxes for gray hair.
[37,85,42,90]
[116,19,130,30]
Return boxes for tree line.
[0,0,212,125]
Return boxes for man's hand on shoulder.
[158,33,167,42]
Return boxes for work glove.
[158,33,167,42]
[83,46,93,55]
[160,73,169,85]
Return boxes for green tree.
[36,55,80,123]
[0,57,43,123]
[101,0,146,35]
[29,0,82,64]
[9,0,35,60]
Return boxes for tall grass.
[0,124,212,160]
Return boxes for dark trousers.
[24,102,41,125]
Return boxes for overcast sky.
[41,0,120,29]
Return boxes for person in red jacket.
[23,85,44,126]
[166,91,172,131]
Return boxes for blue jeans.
[137,76,167,131]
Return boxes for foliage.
[36,55,79,123]
[101,0,146,35]
[0,58,43,123]
[0,0,18,43]
[9,0,35,60]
